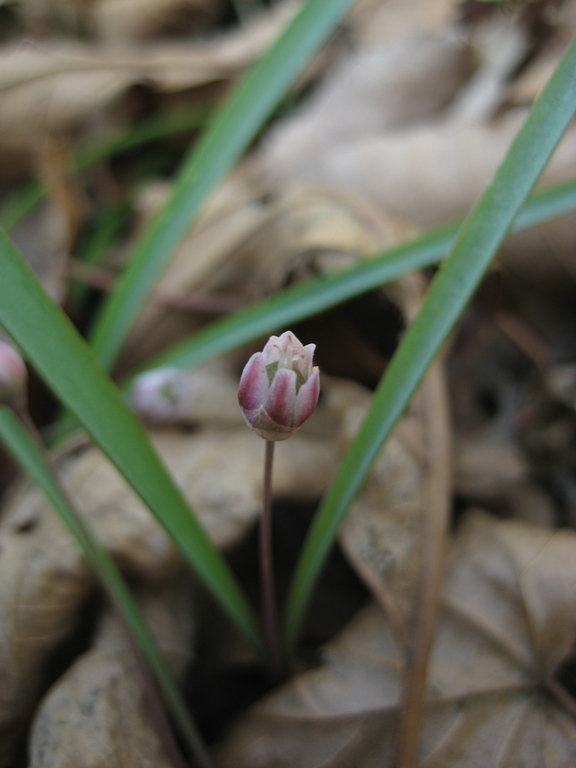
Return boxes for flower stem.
[261,440,283,681]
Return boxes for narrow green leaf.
[284,36,576,648]
[89,0,358,370]
[134,178,576,376]
[0,406,210,768]
[0,231,261,652]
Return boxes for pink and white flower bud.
[0,341,27,406]
[130,368,185,424]
[238,331,320,441]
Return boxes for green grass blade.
[0,406,210,767]
[134,177,576,377]
[0,230,261,652]
[88,0,358,370]
[284,35,576,648]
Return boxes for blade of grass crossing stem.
[284,36,576,649]
[0,407,210,768]
[0,230,261,652]
[134,178,576,377]
[88,0,357,371]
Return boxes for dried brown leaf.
[258,15,575,245]
[347,0,457,48]
[453,431,527,501]
[122,179,412,367]
[260,31,474,180]
[215,512,576,768]
[262,113,576,231]
[337,364,450,628]
[29,581,195,768]
[0,435,180,766]
[0,4,296,150]
[93,0,224,41]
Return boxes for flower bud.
[238,331,320,441]
[130,368,184,424]
[0,341,27,406]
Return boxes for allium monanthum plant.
[238,331,320,441]
[238,331,320,680]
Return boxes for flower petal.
[238,352,269,411]
[276,331,297,352]
[293,342,315,379]
[261,334,283,365]
[266,367,297,428]
[250,406,295,441]
[238,331,320,440]
[294,367,320,427]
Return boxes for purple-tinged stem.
[260,439,283,681]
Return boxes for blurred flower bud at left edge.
[0,341,27,407]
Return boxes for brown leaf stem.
[394,362,452,768]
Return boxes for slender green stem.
[261,440,283,681]
[0,404,211,768]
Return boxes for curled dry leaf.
[120,173,273,368]
[453,430,527,501]
[263,113,576,231]
[215,512,576,767]
[260,31,475,173]
[29,581,195,768]
[0,2,297,152]
[257,14,576,283]
[347,0,456,48]
[446,15,528,125]
[93,0,224,41]
[123,178,412,367]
